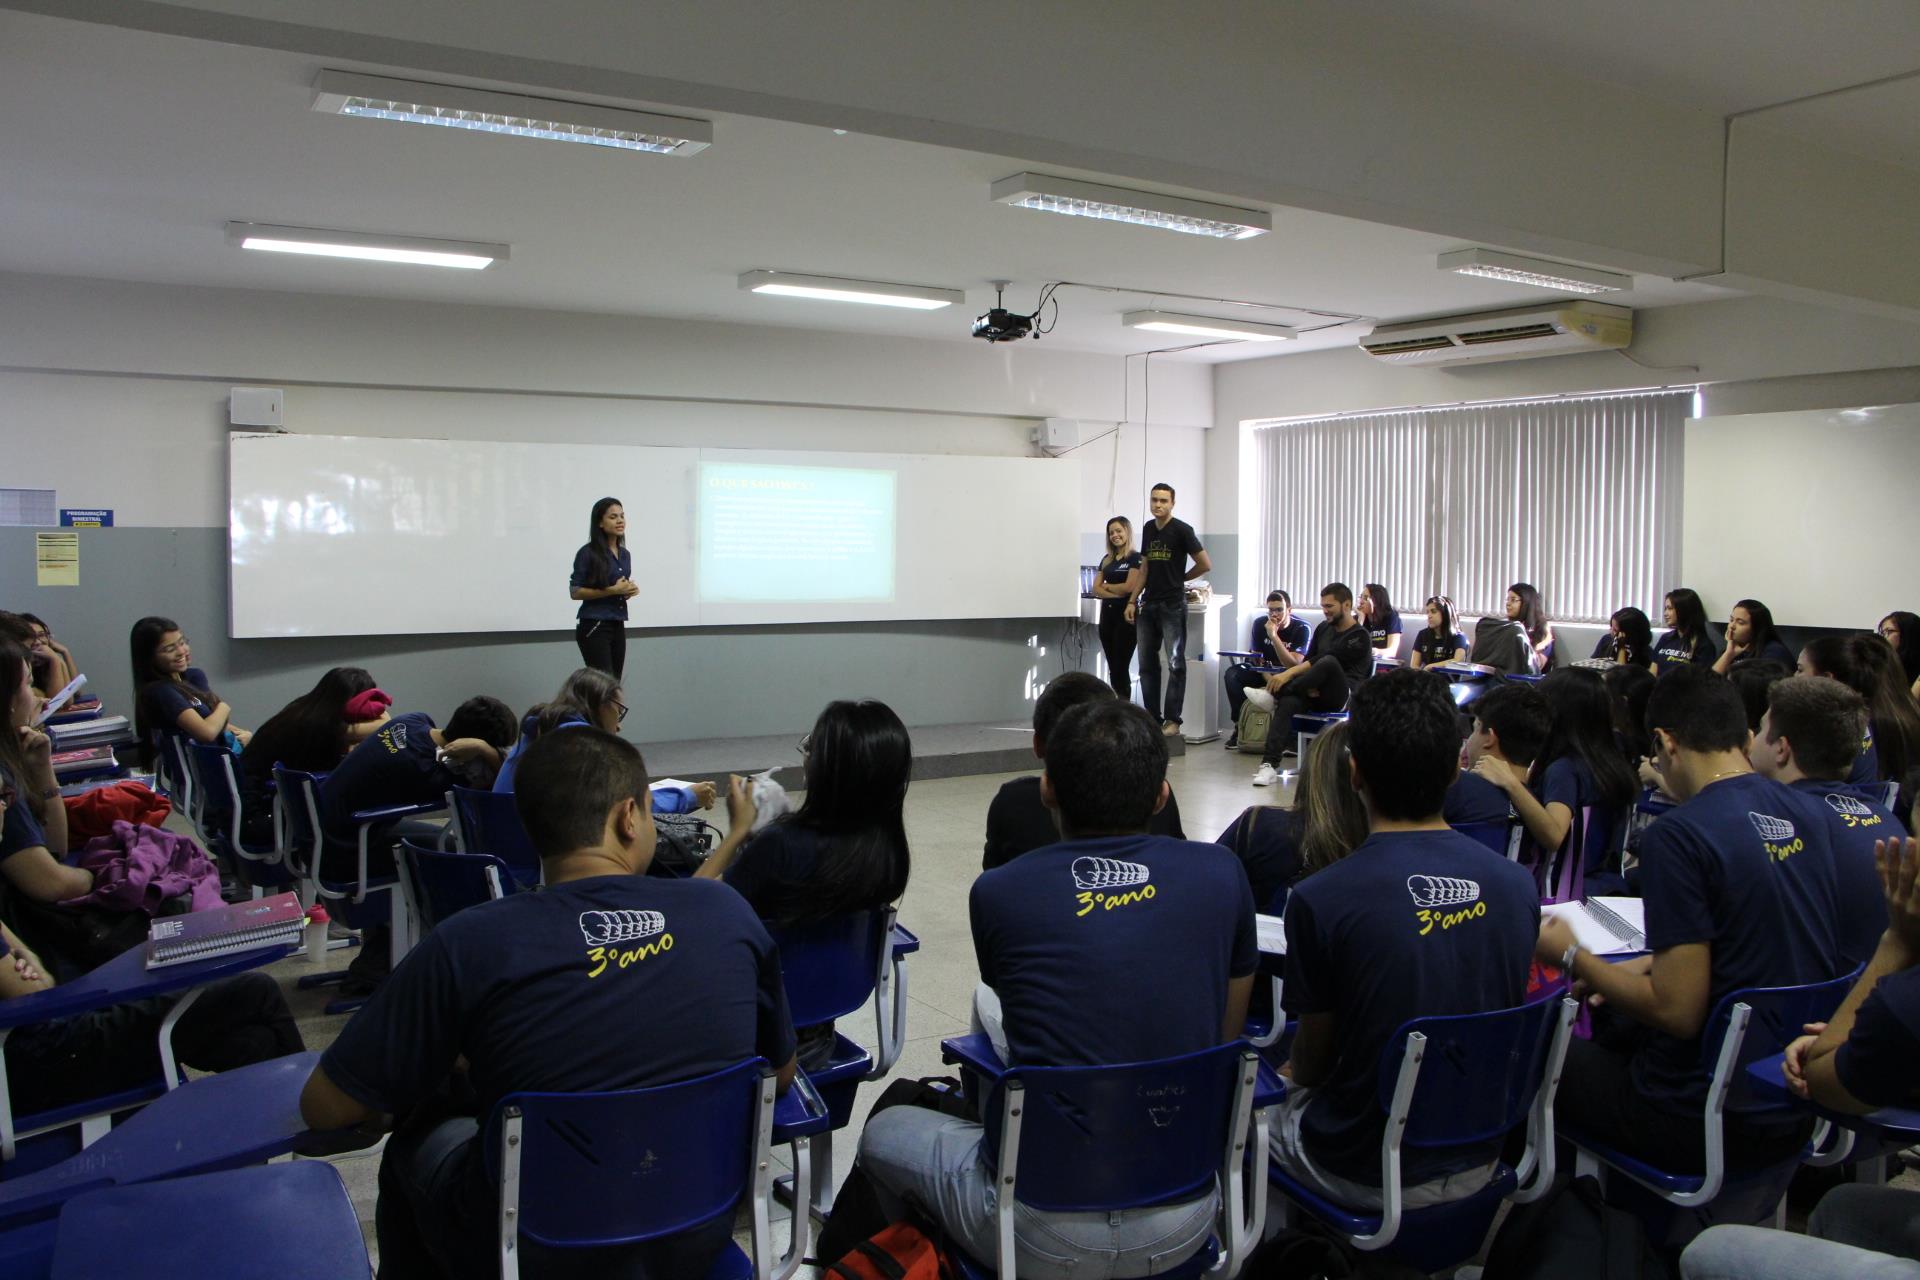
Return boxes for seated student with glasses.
[0,640,91,907]
[1275,668,1539,1210]
[850,698,1256,1278]
[697,699,912,1071]
[0,612,78,701]
[493,667,629,794]
[986,672,1185,871]
[129,615,251,769]
[1248,582,1374,788]
[1223,590,1310,747]
[300,727,798,1280]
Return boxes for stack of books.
[145,892,306,970]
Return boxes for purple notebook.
[145,891,305,969]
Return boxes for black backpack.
[1482,1176,1672,1280]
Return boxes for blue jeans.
[1135,599,1188,726]
[1681,1185,1920,1280]
[857,1106,1216,1279]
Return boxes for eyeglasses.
[612,700,630,724]
[797,733,812,758]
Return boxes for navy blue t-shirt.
[1836,966,1920,1109]
[723,821,834,925]
[318,712,451,842]
[1632,774,1846,1111]
[1282,829,1538,1184]
[0,766,50,865]
[1248,615,1310,664]
[971,835,1257,1068]
[1653,630,1716,671]
[1412,627,1468,667]
[321,874,794,1192]
[1788,779,1893,968]
[571,542,633,622]
[1212,806,1304,914]
[1731,638,1797,670]
[1444,773,1513,828]
[1533,756,1621,871]
[1099,551,1143,606]
[1139,518,1204,605]
[1366,614,1404,651]
[1853,723,1882,784]
[141,668,215,737]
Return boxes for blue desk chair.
[1269,995,1577,1273]
[765,909,917,1216]
[493,1059,830,1280]
[0,944,294,1164]
[1453,820,1517,858]
[151,734,195,820]
[1565,970,1859,1216]
[184,741,289,895]
[275,766,431,1012]
[1744,1050,1920,1180]
[942,1033,1278,1280]
[1292,710,1348,763]
[48,1161,367,1279]
[448,785,542,888]
[396,839,515,938]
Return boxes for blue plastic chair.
[1453,820,1516,858]
[765,909,918,1215]
[1566,969,1860,1211]
[492,1059,831,1280]
[151,733,195,819]
[1269,995,1579,1274]
[48,1161,368,1279]
[448,785,542,888]
[184,741,290,893]
[396,839,515,937]
[942,1034,1279,1279]
[1291,710,1348,763]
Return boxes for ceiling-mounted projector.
[972,307,1034,342]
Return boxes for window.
[1250,389,1689,624]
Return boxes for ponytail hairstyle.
[1665,588,1711,651]
[1610,607,1654,666]
[776,699,913,924]
[130,615,221,767]
[581,497,625,590]
[1508,583,1548,645]
[1537,668,1638,811]
[534,667,624,736]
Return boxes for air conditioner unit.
[1358,301,1631,367]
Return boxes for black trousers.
[1557,1037,1811,1175]
[5,972,305,1116]
[1097,602,1137,700]
[1223,664,1269,722]
[1259,658,1352,766]
[576,619,627,679]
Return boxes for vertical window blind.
[1251,389,1689,624]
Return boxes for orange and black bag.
[822,1221,959,1280]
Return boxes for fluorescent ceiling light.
[1438,248,1629,294]
[991,173,1269,240]
[226,222,507,270]
[312,70,711,156]
[737,270,963,310]
[1122,310,1295,341]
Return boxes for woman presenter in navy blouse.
[570,497,637,678]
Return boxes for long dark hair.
[130,615,221,766]
[579,497,625,590]
[241,667,376,778]
[0,640,35,785]
[1610,607,1654,666]
[1423,595,1456,639]
[1731,599,1784,659]
[1537,668,1637,811]
[1363,583,1398,631]
[533,667,623,737]
[1508,583,1548,644]
[1602,663,1656,763]
[1880,611,1920,686]
[775,699,912,923]
[1665,588,1711,649]
[1805,633,1920,782]
[1294,721,1367,877]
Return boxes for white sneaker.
[1243,687,1275,713]
[1252,763,1280,787]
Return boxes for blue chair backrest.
[983,1041,1246,1212]
[767,909,891,1027]
[400,840,511,932]
[1705,969,1859,1115]
[488,1058,765,1248]
[1377,994,1565,1149]
[186,741,240,821]
[1454,822,1511,856]
[272,766,327,858]
[450,786,541,877]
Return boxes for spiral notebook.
[144,892,305,970]
[1541,896,1647,955]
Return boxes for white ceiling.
[0,12,1753,363]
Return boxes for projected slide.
[697,461,897,603]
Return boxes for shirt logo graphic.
[381,722,408,754]
[1072,856,1156,917]
[1749,811,1805,862]
[1408,875,1487,936]
[1825,793,1884,829]
[580,909,673,977]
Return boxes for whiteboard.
[229,433,1080,638]
[1681,403,1920,628]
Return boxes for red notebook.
[145,892,305,970]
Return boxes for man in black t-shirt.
[983,672,1184,869]
[1250,583,1373,786]
[300,728,797,1279]
[1224,590,1311,745]
[1128,482,1210,735]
